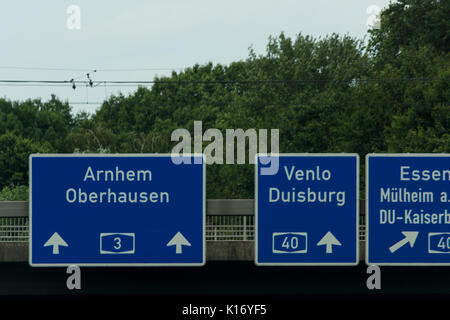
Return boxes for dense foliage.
[0,0,448,199]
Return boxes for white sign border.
[29,153,206,267]
[366,153,450,266]
[255,153,360,266]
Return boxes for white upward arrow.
[43,232,68,254]
[166,232,191,254]
[317,231,342,254]
[389,231,419,253]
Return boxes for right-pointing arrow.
[389,231,419,253]
[317,231,342,254]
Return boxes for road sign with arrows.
[43,232,68,254]
[317,231,342,254]
[255,154,359,265]
[367,154,450,265]
[388,231,419,254]
[167,232,192,254]
[29,154,205,267]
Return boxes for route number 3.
[114,237,122,250]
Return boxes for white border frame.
[428,232,450,254]
[255,153,360,266]
[100,233,136,254]
[272,232,308,254]
[29,153,206,267]
[366,153,450,266]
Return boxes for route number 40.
[429,233,450,254]
[282,236,299,250]
[437,236,450,250]
[272,232,307,254]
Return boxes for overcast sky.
[0,0,393,114]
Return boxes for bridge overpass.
[0,200,448,308]
[0,199,366,262]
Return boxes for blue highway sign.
[367,154,450,265]
[255,154,359,265]
[29,154,205,266]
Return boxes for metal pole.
[243,216,247,240]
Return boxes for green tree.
[368,0,449,66]
[0,185,29,201]
[0,132,53,188]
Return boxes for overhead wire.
[0,77,445,86]
[0,64,446,109]
[0,68,445,106]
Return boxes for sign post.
[29,154,205,266]
[367,154,450,265]
[255,154,359,265]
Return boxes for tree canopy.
[0,0,448,199]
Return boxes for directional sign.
[29,154,205,266]
[255,154,359,265]
[367,154,450,265]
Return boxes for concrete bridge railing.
[0,200,366,262]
